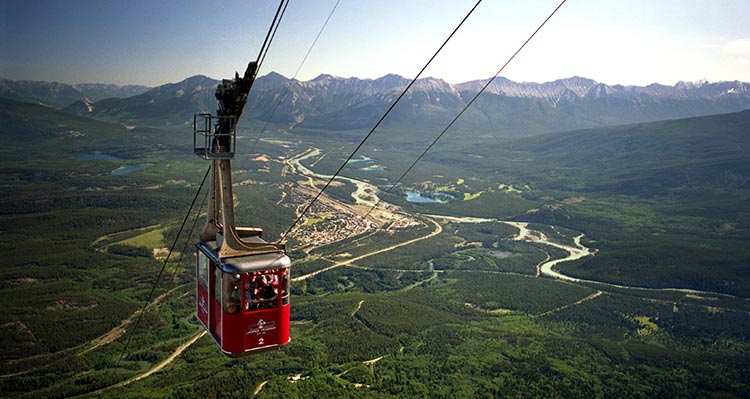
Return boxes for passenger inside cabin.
[224,275,241,313]
[225,286,239,313]
[245,272,279,310]
[281,270,289,305]
[258,276,278,309]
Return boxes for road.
[537,291,604,317]
[80,284,189,355]
[76,330,206,397]
[117,331,206,387]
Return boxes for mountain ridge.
[0,78,151,108]
[243,73,750,135]
[4,74,749,135]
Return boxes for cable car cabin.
[195,238,291,357]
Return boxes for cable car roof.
[198,240,290,273]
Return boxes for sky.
[1,0,749,87]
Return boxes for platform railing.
[193,113,237,160]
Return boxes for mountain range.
[2,74,749,136]
[0,78,150,109]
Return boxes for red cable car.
[193,60,291,356]
[195,236,291,356]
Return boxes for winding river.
[426,215,590,279]
[430,216,743,298]
[288,148,380,207]
[289,149,744,299]
[428,217,594,282]
[502,221,592,281]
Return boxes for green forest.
[1,100,749,398]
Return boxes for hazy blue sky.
[2,0,749,86]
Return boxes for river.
[288,148,380,207]
[290,150,742,299]
[502,221,592,281]
[428,216,593,281]
[434,216,742,298]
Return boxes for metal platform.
[193,113,237,160]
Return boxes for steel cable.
[279,0,484,242]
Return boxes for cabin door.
[196,251,210,328]
[209,263,222,340]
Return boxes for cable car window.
[224,274,241,314]
[197,253,209,290]
[245,270,279,311]
[281,269,289,305]
[213,267,222,303]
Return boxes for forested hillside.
[1,96,749,398]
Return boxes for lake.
[405,191,454,204]
[346,156,374,165]
[111,164,154,176]
[72,152,152,176]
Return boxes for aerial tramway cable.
[256,0,290,73]
[113,165,210,372]
[244,0,342,160]
[279,0,484,242]
[362,0,569,221]
[170,188,210,282]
